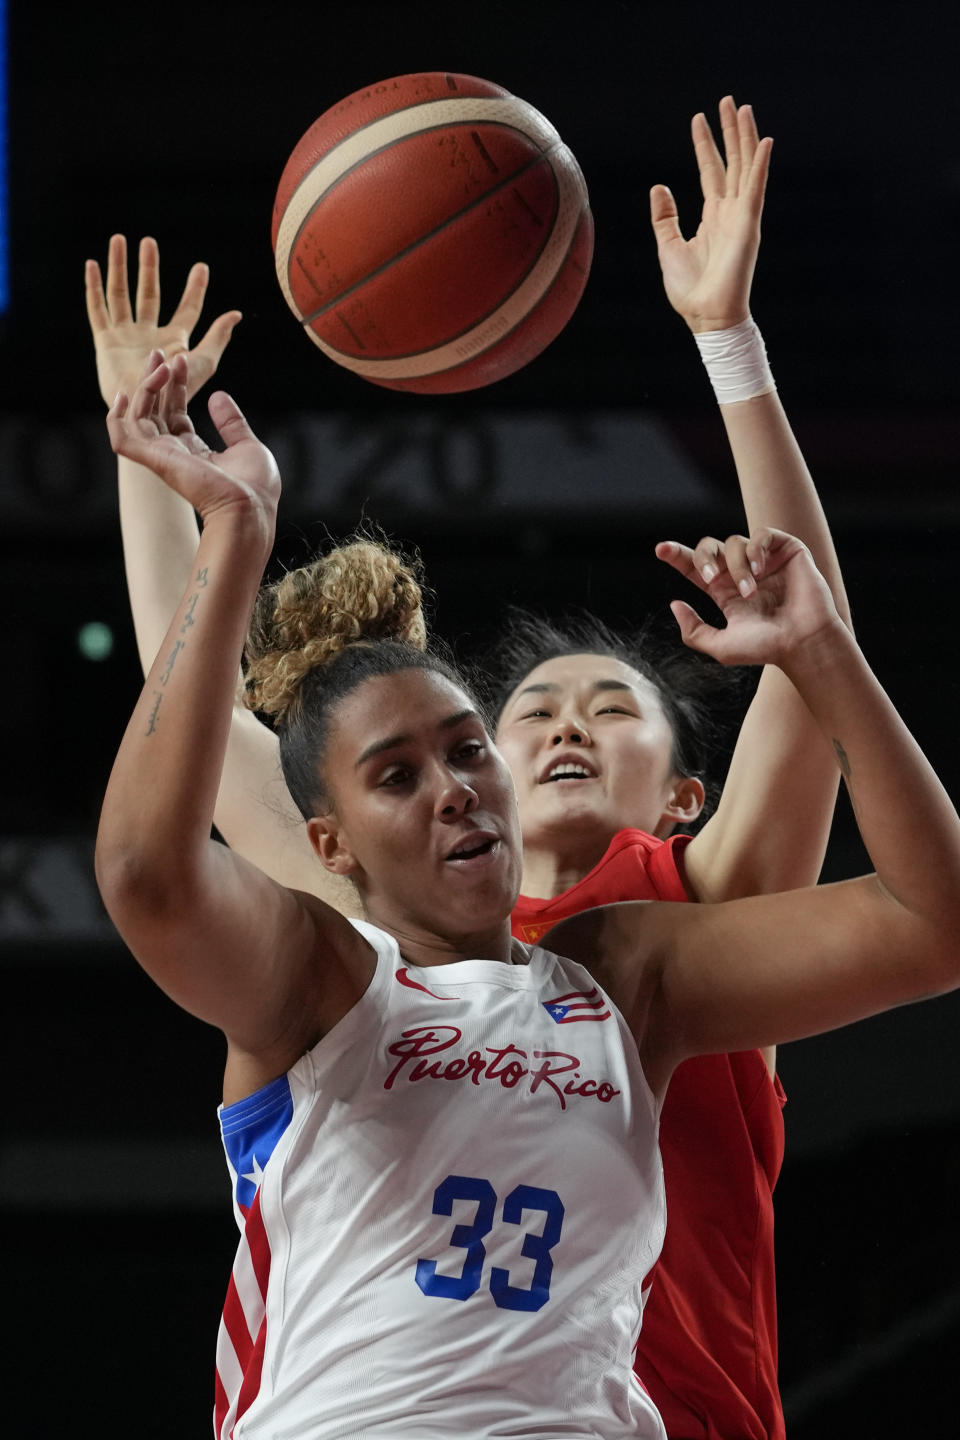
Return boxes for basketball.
[271,72,594,393]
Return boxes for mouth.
[444,833,501,866]
[539,758,598,784]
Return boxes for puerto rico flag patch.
[542,987,611,1024]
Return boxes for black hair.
[479,607,753,831]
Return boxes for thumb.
[208,391,257,449]
[195,310,242,372]
[669,599,720,655]
[650,184,682,245]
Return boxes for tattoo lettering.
[180,592,200,632]
[833,740,852,780]
[160,639,185,686]
[146,571,211,735]
[146,690,163,736]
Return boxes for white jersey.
[215,920,667,1440]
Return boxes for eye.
[521,708,552,720]
[595,706,637,718]
[453,739,485,764]
[378,765,414,788]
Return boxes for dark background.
[4,1,960,1435]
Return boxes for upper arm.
[97,833,373,1058]
[643,879,960,1087]
[682,665,840,902]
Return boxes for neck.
[365,910,517,967]
[518,834,611,900]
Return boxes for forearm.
[718,387,852,626]
[782,625,960,920]
[119,455,203,674]
[98,507,271,900]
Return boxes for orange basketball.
[271,72,594,393]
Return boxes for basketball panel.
[284,123,554,319]
[304,158,559,358]
[369,207,594,392]
[272,72,510,246]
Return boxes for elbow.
[95,821,199,931]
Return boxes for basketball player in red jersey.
[87,100,839,1437]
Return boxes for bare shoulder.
[542,900,679,1013]
[223,893,379,1104]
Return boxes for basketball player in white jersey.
[95,350,960,1440]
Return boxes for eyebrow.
[354,708,480,768]
[512,679,636,701]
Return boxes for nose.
[436,773,479,821]
[550,715,591,747]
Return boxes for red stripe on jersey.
[246,1190,272,1301]
[234,1317,268,1432]
[216,1185,273,1436]
[214,1366,229,1439]
[222,1272,254,1370]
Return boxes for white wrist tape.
[693,317,776,404]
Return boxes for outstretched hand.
[651,96,772,333]
[107,354,280,541]
[86,235,241,406]
[655,528,840,667]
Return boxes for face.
[495,653,704,854]
[308,668,522,945]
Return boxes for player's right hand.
[85,234,241,407]
[107,352,280,542]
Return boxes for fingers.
[694,98,770,205]
[745,134,773,219]
[135,236,161,325]
[718,95,741,197]
[716,534,758,597]
[656,535,759,598]
[692,110,725,201]
[170,260,211,335]
[105,233,133,325]
[84,258,110,335]
[161,354,194,438]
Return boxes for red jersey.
[511,828,786,1440]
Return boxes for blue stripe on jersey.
[220,1075,294,1210]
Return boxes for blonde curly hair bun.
[245,536,427,725]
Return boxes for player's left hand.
[655,528,841,667]
[86,234,241,406]
[651,96,772,334]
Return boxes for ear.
[653,775,706,838]
[306,814,361,877]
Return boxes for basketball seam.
[299,155,588,379]
[296,134,557,331]
[279,87,511,191]
[274,95,564,314]
[367,210,590,384]
[314,169,563,364]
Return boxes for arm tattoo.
[146,690,164,736]
[145,566,213,735]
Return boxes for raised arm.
[552,532,960,1093]
[95,358,372,1100]
[651,98,850,902]
[86,237,357,911]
